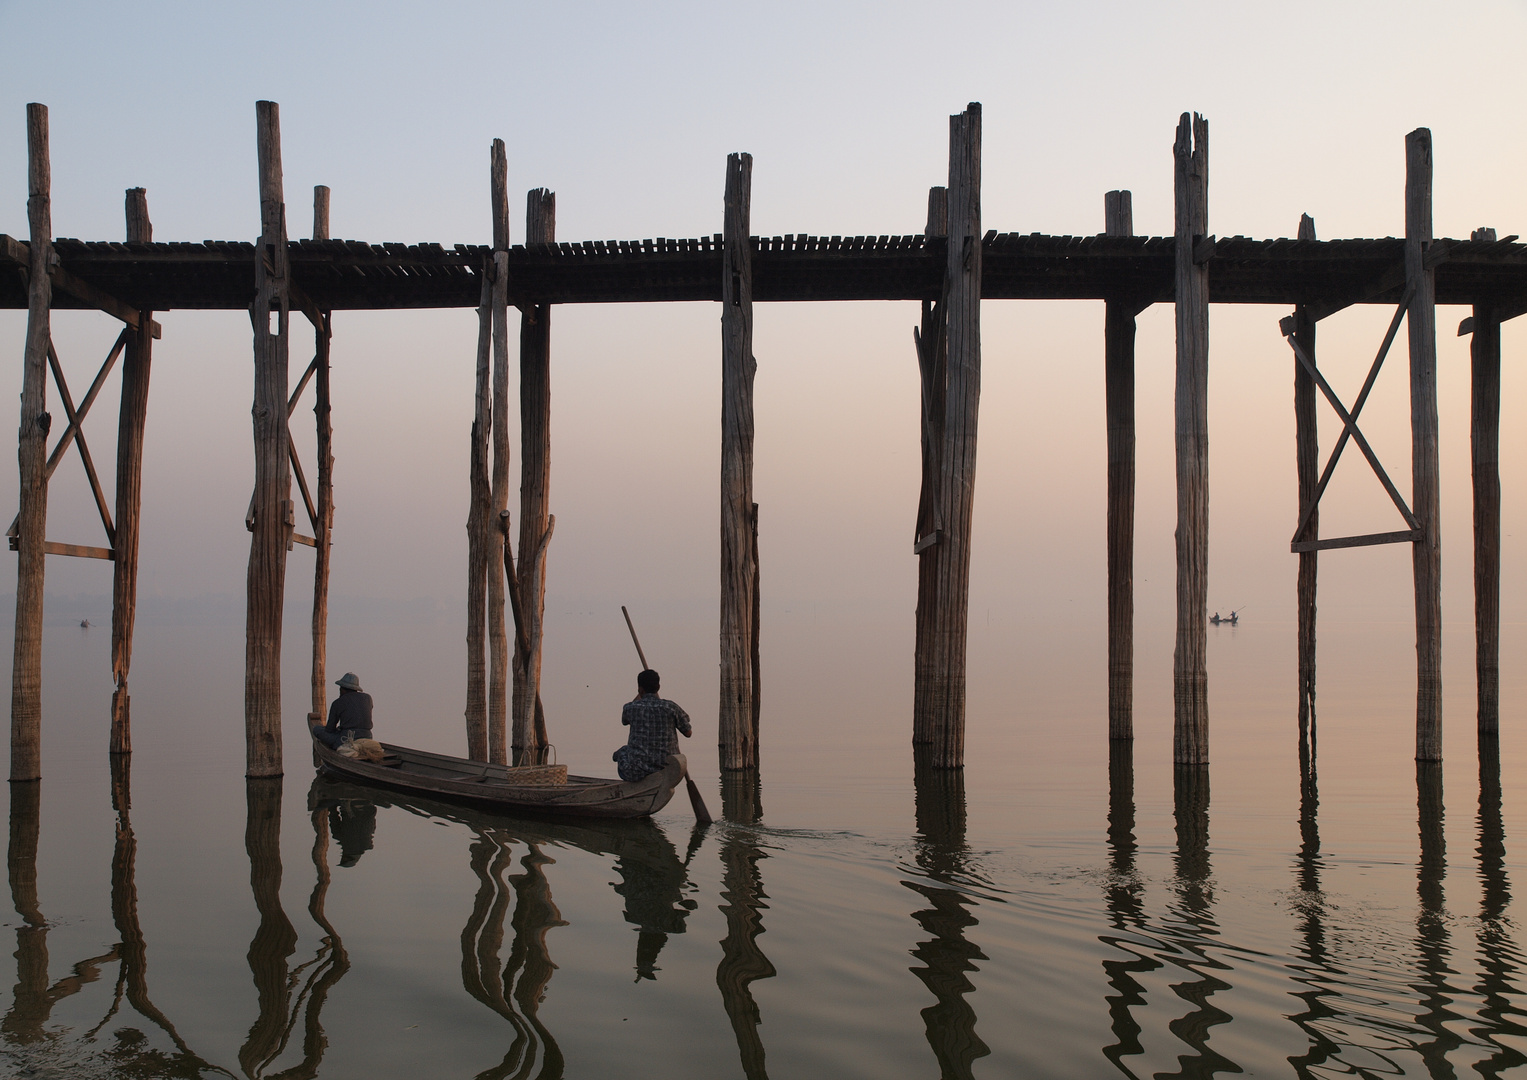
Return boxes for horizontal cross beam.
[1,236,161,337]
[1291,529,1418,553]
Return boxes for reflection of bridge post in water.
[1100,740,1159,1077]
[1474,737,1527,1074]
[460,827,567,1080]
[240,777,298,1079]
[3,782,48,1045]
[1412,760,1462,1071]
[1156,764,1239,1079]
[717,769,775,1080]
[905,752,990,1080]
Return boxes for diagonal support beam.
[1,235,161,338]
[1283,289,1413,544]
[1284,329,1419,534]
[46,339,115,546]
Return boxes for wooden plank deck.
[0,231,1522,312]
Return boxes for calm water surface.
[2,612,1526,1078]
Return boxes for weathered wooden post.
[1172,112,1210,766]
[464,150,494,762]
[488,139,511,766]
[1405,128,1442,762]
[912,187,948,747]
[923,103,982,770]
[109,188,154,754]
[309,188,335,725]
[1104,189,1135,741]
[514,187,555,763]
[1292,214,1319,730]
[1467,228,1500,737]
[10,103,51,783]
[719,151,758,771]
[246,100,293,778]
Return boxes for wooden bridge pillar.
[514,187,556,764]
[109,188,154,754]
[1405,128,1442,762]
[1292,214,1319,731]
[464,145,496,763]
[913,186,948,746]
[245,100,293,778]
[1468,228,1501,738]
[309,187,335,726]
[719,152,758,771]
[488,139,511,766]
[1172,112,1210,765]
[1104,189,1136,741]
[922,102,982,769]
[11,103,51,782]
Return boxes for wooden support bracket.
[1,235,161,337]
[913,530,940,554]
[1192,234,1216,266]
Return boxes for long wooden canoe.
[312,738,686,819]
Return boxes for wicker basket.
[502,763,568,786]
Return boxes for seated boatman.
[612,669,691,782]
[312,672,374,749]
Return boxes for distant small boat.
[1209,611,1238,626]
[79,619,90,628]
[312,738,687,820]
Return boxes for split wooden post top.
[245,99,293,778]
[11,102,52,782]
[1172,111,1210,766]
[1404,127,1442,762]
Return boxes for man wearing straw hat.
[312,672,374,750]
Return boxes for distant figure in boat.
[79,619,90,628]
[613,669,692,782]
[312,671,374,750]
[1210,611,1239,626]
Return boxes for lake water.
[2,606,1525,1079]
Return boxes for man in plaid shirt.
[612,669,692,782]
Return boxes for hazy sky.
[1,0,1524,736]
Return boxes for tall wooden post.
[1405,128,1442,762]
[912,187,948,747]
[1292,214,1319,730]
[925,103,982,769]
[487,140,511,766]
[310,188,334,724]
[1104,189,1135,741]
[514,187,555,763]
[464,147,496,762]
[110,188,155,754]
[11,103,51,782]
[1172,112,1210,765]
[1469,227,1501,737]
[246,100,293,778]
[719,152,758,771]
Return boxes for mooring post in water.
[109,187,155,755]
[245,101,294,778]
[719,151,759,771]
[487,139,511,766]
[1172,112,1210,766]
[913,186,949,748]
[922,103,982,770]
[1292,214,1319,732]
[1405,128,1442,762]
[514,187,555,763]
[1104,189,1136,741]
[1466,227,1501,738]
[309,187,335,726]
[464,146,495,763]
[11,103,51,782]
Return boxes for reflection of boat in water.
[312,739,687,819]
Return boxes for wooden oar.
[621,606,713,826]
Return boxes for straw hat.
[335,672,362,691]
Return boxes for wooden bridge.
[4,101,1523,781]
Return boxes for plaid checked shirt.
[618,694,692,778]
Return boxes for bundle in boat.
[502,763,568,786]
